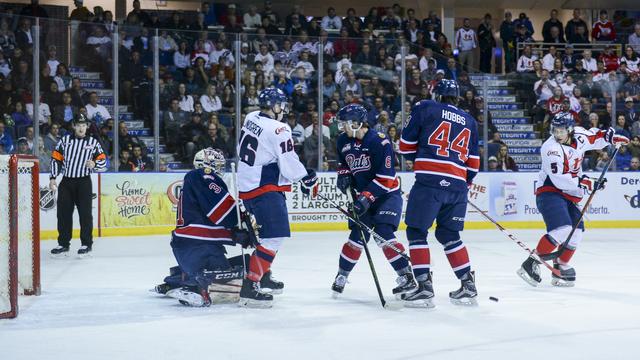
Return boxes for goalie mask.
[193,148,226,175]
[550,112,575,143]
[336,104,368,137]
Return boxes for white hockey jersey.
[237,111,308,200]
[536,126,609,202]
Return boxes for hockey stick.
[315,192,410,261]
[347,188,388,309]
[467,200,562,277]
[230,162,247,277]
[539,146,619,261]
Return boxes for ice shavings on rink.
[1,229,640,360]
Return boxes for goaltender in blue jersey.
[152,148,283,307]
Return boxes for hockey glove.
[231,227,255,249]
[604,127,629,148]
[353,191,375,216]
[336,168,352,195]
[300,169,319,198]
[579,175,607,193]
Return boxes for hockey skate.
[260,271,284,295]
[392,272,418,300]
[238,278,273,308]
[166,286,211,307]
[50,245,69,258]
[551,263,576,287]
[77,245,92,259]
[331,274,348,298]
[517,256,542,287]
[151,283,173,295]
[449,271,478,306]
[402,272,435,308]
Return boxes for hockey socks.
[535,234,557,256]
[444,241,471,279]
[247,245,277,282]
[338,241,363,275]
[383,241,410,274]
[408,241,431,281]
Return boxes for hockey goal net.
[0,155,40,319]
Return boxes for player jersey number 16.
[428,122,471,162]
[239,129,296,166]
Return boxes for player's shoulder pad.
[541,137,562,158]
[375,131,391,147]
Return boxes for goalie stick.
[467,200,562,277]
[539,146,618,261]
[315,192,410,262]
[230,162,247,276]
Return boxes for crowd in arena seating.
[0,1,639,172]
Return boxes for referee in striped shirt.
[49,115,106,257]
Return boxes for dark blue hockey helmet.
[336,104,368,136]
[550,112,575,142]
[434,79,460,100]
[258,87,289,118]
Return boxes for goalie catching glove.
[579,175,607,193]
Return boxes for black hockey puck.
[489,296,499,302]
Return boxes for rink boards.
[38,172,640,239]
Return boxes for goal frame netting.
[0,155,40,319]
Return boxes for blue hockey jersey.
[336,129,400,199]
[173,168,238,245]
[398,100,479,192]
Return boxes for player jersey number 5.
[239,129,295,166]
[428,122,471,162]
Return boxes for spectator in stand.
[517,44,537,72]
[118,122,144,155]
[181,112,208,161]
[624,73,640,102]
[615,114,632,139]
[543,9,565,43]
[592,10,616,42]
[542,46,559,72]
[534,70,558,103]
[52,91,79,128]
[629,24,640,54]
[131,144,153,172]
[497,144,518,171]
[444,58,461,81]
[339,71,362,99]
[294,50,315,78]
[334,27,358,59]
[321,7,342,31]
[629,157,640,171]
[565,9,589,44]
[623,96,638,125]
[0,121,13,153]
[487,156,500,171]
[577,99,593,128]
[243,5,261,28]
[261,0,280,26]
[15,18,33,52]
[514,12,534,37]
[580,73,603,99]
[200,85,222,113]
[599,45,619,72]
[10,101,31,138]
[286,112,304,147]
[422,10,442,33]
[241,85,260,113]
[570,24,590,44]
[176,83,194,113]
[629,136,640,157]
[302,123,330,168]
[255,44,275,76]
[404,19,421,44]
[599,101,614,129]
[43,122,61,153]
[616,145,632,170]
[54,63,72,93]
[562,45,578,71]
[355,43,376,66]
[162,98,188,152]
[476,16,495,74]
[500,12,516,73]
[260,16,281,36]
[406,68,426,98]
[581,49,597,72]
[455,18,477,72]
[621,46,639,74]
[373,111,391,133]
[118,148,136,172]
[85,92,111,127]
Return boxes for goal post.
[0,155,40,319]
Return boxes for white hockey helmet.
[193,148,226,175]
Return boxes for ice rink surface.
[1,229,640,360]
